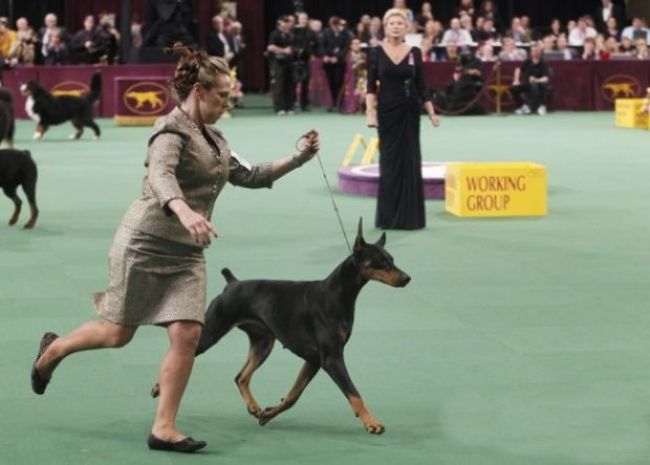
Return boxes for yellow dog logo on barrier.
[601,75,641,102]
[123,82,170,116]
[51,81,89,97]
[125,91,165,110]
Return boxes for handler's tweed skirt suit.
[93,107,273,326]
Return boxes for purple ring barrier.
[338,162,447,199]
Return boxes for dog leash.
[297,135,352,254]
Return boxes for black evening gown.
[367,46,431,230]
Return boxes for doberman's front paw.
[246,402,262,419]
[258,406,279,426]
[9,215,18,226]
[362,417,385,434]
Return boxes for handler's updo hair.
[165,42,230,102]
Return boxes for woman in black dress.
[366,8,440,230]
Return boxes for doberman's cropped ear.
[375,232,386,247]
[354,217,365,252]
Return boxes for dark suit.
[322,28,351,108]
[595,3,624,32]
[206,30,232,59]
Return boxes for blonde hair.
[164,42,230,103]
[383,8,409,26]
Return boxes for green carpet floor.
[1,105,649,465]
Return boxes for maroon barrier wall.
[422,61,650,112]
[2,61,649,119]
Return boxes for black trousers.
[271,60,295,112]
[511,82,549,111]
[292,60,311,109]
[324,62,345,108]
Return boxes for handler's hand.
[296,129,320,164]
[430,114,441,128]
[170,200,218,246]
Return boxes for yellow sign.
[615,98,649,129]
[445,162,547,217]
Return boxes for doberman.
[152,219,410,434]
[0,149,38,229]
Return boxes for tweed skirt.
[93,225,206,326]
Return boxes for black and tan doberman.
[153,219,410,434]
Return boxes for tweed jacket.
[120,106,273,246]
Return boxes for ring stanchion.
[495,59,502,116]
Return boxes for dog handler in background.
[30,43,320,453]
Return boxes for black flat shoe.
[31,332,59,395]
[147,434,207,453]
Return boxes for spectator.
[620,36,635,55]
[549,19,563,38]
[367,16,384,47]
[506,17,531,43]
[556,34,577,59]
[569,16,597,46]
[455,0,476,19]
[393,0,414,23]
[228,21,246,69]
[581,37,598,60]
[521,16,534,40]
[322,16,351,111]
[476,41,496,61]
[97,12,120,64]
[511,44,551,115]
[421,36,435,62]
[421,1,433,20]
[207,16,233,62]
[423,19,444,45]
[605,17,621,41]
[70,15,103,64]
[460,14,478,42]
[443,43,459,62]
[8,17,36,66]
[634,38,649,59]
[131,13,143,48]
[0,17,17,62]
[541,35,556,55]
[267,16,295,115]
[293,11,317,111]
[441,18,473,46]
[603,36,620,58]
[498,36,527,61]
[43,31,68,65]
[622,17,650,44]
[40,13,68,61]
[595,0,624,33]
[476,18,498,42]
[478,0,501,31]
[594,34,608,59]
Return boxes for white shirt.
[568,27,597,46]
[621,26,650,44]
[441,29,473,46]
[601,5,612,24]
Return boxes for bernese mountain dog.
[20,72,101,141]
[0,149,38,229]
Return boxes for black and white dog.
[20,73,101,141]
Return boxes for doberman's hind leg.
[322,354,385,434]
[3,186,21,226]
[235,327,275,419]
[259,361,320,426]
